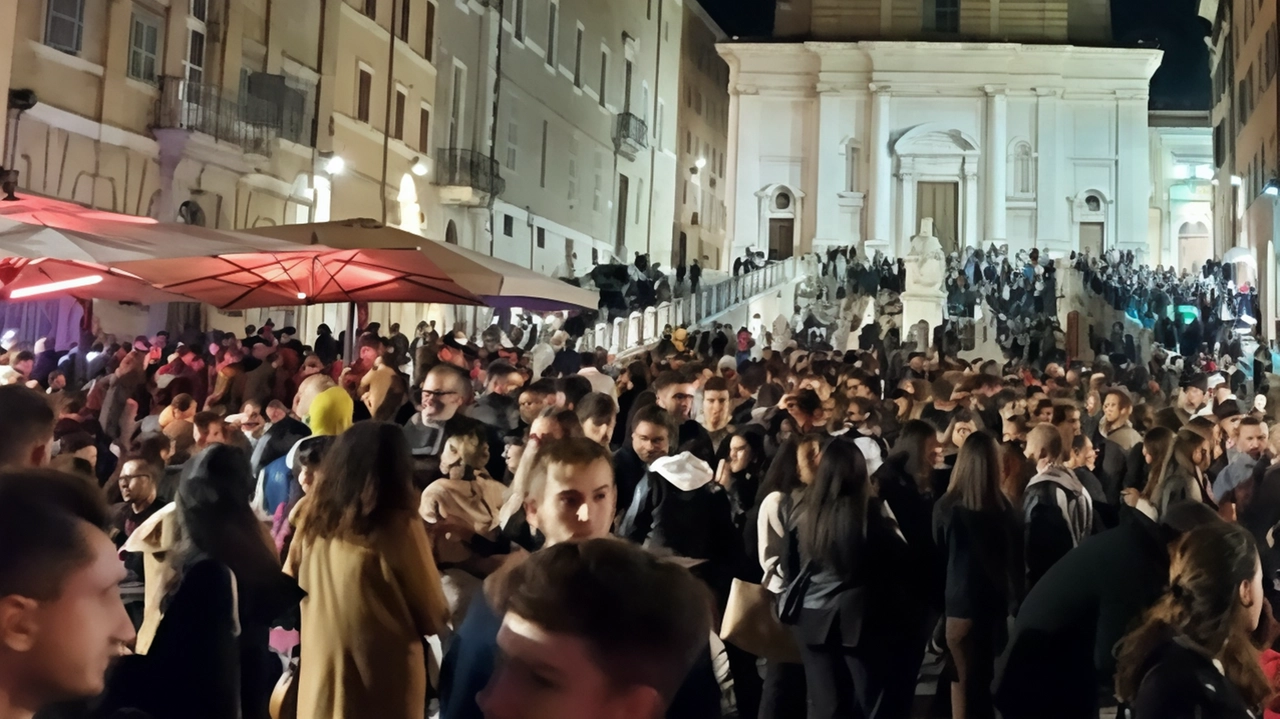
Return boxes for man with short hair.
[575,393,618,448]
[479,539,714,719]
[405,364,482,485]
[440,438,720,719]
[1155,373,1207,431]
[192,411,227,451]
[517,380,556,427]
[1213,415,1269,516]
[653,370,711,447]
[699,377,733,453]
[0,385,55,469]
[0,470,136,717]
[920,377,959,433]
[729,362,767,425]
[613,404,675,513]
[555,375,593,412]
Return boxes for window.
[128,7,163,83]
[46,0,85,54]
[357,67,373,123]
[398,0,410,40]
[546,1,558,69]
[593,152,603,211]
[685,130,691,153]
[191,0,207,21]
[503,215,514,236]
[364,0,377,19]
[186,1,207,86]
[694,90,702,115]
[1013,142,1033,194]
[393,88,407,140]
[925,0,960,33]
[598,49,609,107]
[513,0,525,40]
[419,105,431,151]
[539,120,549,188]
[536,227,546,248]
[425,1,436,59]
[448,64,465,147]
[636,179,644,224]
[505,120,518,170]
[573,27,583,87]
[640,83,649,122]
[646,0,652,19]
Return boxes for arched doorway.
[755,185,797,260]
[1177,221,1211,273]
[445,220,459,245]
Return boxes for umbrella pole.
[344,301,358,361]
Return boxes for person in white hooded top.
[1022,424,1094,589]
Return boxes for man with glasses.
[653,370,711,448]
[405,364,482,486]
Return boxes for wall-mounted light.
[322,154,345,175]
[1231,175,1243,187]
[296,292,307,300]
[1194,165,1214,180]
[696,157,707,170]
[1211,178,1220,186]
[411,157,429,176]
[1265,180,1279,197]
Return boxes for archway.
[445,220,459,245]
[892,124,982,254]
[1070,189,1111,257]
[754,184,801,261]
[1177,220,1211,273]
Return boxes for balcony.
[435,148,506,206]
[153,75,311,154]
[613,112,648,161]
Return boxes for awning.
[244,219,602,311]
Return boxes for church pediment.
[893,124,980,156]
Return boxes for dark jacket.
[1128,632,1257,719]
[994,508,1172,719]
[932,495,1023,620]
[618,453,743,599]
[250,416,311,477]
[1024,466,1094,588]
[873,454,944,610]
[612,443,649,515]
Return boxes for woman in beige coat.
[287,421,450,719]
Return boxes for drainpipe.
[644,0,664,261]
[487,0,506,257]
[380,0,400,225]
[308,0,329,222]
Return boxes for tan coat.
[286,511,449,719]
[121,503,179,655]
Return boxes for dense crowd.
[5,264,1280,719]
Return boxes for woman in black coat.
[933,431,1023,719]
[100,444,304,719]
[790,440,911,719]
[1115,521,1269,718]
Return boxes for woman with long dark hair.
[791,440,909,719]
[933,431,1023,719]
[288,421,449,719]
[101,443,303,719]
[1115,521,1268,717]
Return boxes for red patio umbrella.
[0,257,188,304]
[114,248,483,310]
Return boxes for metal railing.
[613,112,648,155]
[155,76,282,155]
[579,257,800,355]
[434,148,506,196]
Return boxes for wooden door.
[1080,222,1104,257]
[916,181,959,253]
[769,218,794,260]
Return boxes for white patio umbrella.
[244,219,602,311]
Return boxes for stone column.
[1116,90,1151,260]
[897,162,915,258]
[984,85,1008,245]
[814,83,848,253]
[869,83,893,255]
[1034,88,1063,248]
[963,158,980,249]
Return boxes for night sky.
[701,0,1212,111]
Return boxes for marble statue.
[902,218,948,339]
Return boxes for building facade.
[1207,0,1278,333]
[673,1,729,271]
[431,0,682,277]
[0,0,442,237]
[719,0,1163,262]
[1148,112,1215,273]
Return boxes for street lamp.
[696,157,706,170]
[324,155,345,175]
[411,157,430,176]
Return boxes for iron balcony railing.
[613,112,648,154]
[434,148,506,196]
[155,76,306,154]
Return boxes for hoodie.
[1024,465,1094,587]
[617,452,741,593]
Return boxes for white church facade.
[718,2,1165,261]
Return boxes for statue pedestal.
[902,290,946,340]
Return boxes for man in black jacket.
[994,503,1221,719]
[653,370,712,448]
[612,404,673,514]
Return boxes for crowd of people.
[6,299,1280,719]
